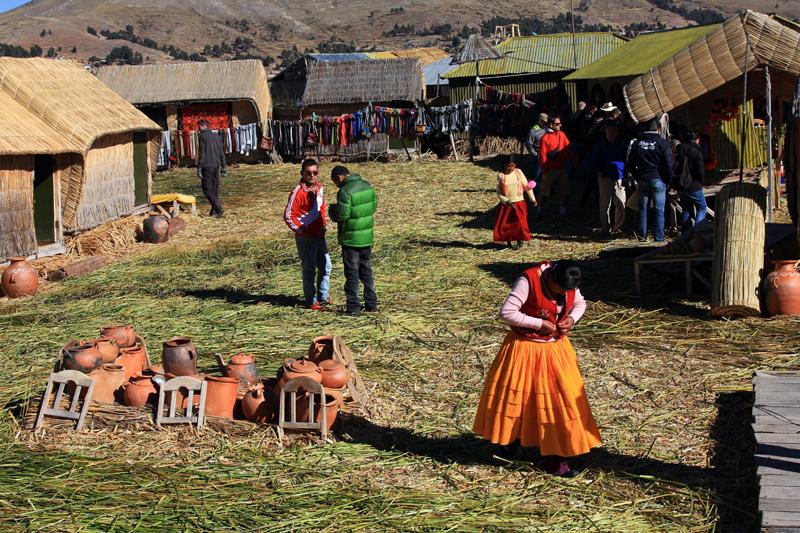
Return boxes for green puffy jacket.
[329,174,377,248]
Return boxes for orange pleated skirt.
[473,331,602,457]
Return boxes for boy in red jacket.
[284,159,331,309]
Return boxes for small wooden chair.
[156,376,207,428]
[34,370,95,431]
[277,377,327,439]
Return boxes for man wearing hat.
[525,113,549,183]
[600,102,618,118]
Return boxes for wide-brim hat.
[600,102,617,113]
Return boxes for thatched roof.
[271,57,424,107]
[368,47,449,65]
[97,60,272,121]
[624,11,800,122]
[0,58,160,157]
[452,35,503,65]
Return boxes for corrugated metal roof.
[308,53,370,62]
[423,57,455,86]
[443,33,627,79]
[564,24,720,81]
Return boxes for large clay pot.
[319,359,349,389]
[204,376,238,419]
[307,336,334,363]
[116,343,148,380]
[1,257,38,298]
[94,337,119,363]
[280,358,322,384]
[143,213,171,244]
[164,373,203,409]
[61,340,103,374]
[223,353,259,385]
[241,382,272,423]
[162,337,198,376]
[123,375,159,407]
[89,363,126,403]
[296,392,339,431]
[100,325,136,349]
[324,386,346,408]
[763,260,800,316]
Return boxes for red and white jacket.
[284,181,327,239]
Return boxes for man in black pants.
[197,119,227,217]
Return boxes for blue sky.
[0,0,28,14]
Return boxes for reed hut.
[0,57,160,261]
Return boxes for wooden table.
[634,248,713,296]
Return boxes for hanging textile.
[179,103,232,131]
[157,130,171,167]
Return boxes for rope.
[648,68,668,116]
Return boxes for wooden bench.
[634,249,713,296]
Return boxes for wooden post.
[766,66,774,222]
[450,133,459,162]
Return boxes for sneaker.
[309,302,323,311]
[343,308,361,316]
[364,305,379,312]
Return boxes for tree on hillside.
[71,46,77,53]
[30,45,42,57]
[46,47,56,57]
[86,27,97,36]
[40,30,46,38]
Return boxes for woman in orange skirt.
[494,156,536,248]
[474,260,602,476]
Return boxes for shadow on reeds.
[182,288,301,307]
[412,239,505,251]
[435,209,498,231]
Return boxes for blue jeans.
[295,236,331,306]
[638,178,667,241]
[678,188,708,233]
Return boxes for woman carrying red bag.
[494,155,536,248]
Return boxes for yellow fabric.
[151,193,196,206]
[473,332,602,457]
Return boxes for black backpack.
[673,152,692,191]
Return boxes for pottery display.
[204,376,239,419]
[116,343,148,380]
[763,260,800,316]
[94,337,119,363]
[162,337,198,376]
[164,373,203,408]
[296,392,339,431]
[319,359,349,389]
[220,353,259,385]
[324,386,346,408]
[123,375,159,407]
[280,358,322,384]
[1,257,38,298]
[61,341,103,374]
[307,336,334,362]
[89,363,126,403]
[100,325,136,349]
[241,382,273,423]
[142,213,171,244]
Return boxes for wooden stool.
[156,376,207,428]
[34,370,95,431]
[277,377,327,440]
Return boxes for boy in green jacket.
[329,166,378,316]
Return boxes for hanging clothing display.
[157,130,171,167]
[179,103,232,131]
[235,123,258,156]
[422,100,475,135]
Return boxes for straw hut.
[97,60,272,163]
[0,58,160,261]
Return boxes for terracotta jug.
[94,337,119,363]
[116,343,148,380]
[319,359,349,389]
[324,386,346,408]
[100,325,136,349]
[307,336,334,363]
[61,340,103,374]
[296,392,339,431]
[162,337,198,376]
[220,353,259,385]
[123,375,158,407]
[1,257,38,298]
[241,383,272,423]
[763,260,800,316]
[89,363,126,403]
[280,358,322,385]
[204,376,239,419]
[142,213,171,244]
[163,373,203,409]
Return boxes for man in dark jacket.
[197,119,227,217]
[591,121,627,235]
[674,131,708,233]
[329,166,378,316]
[627,118,674,242]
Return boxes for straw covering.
[452,34,503,65]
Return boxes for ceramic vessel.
[241,382,272,423]
[324,386,346,408]
[280,358,322,384]
[319,359,349,389]
[123,375,159,407]
[296,392,339,431]
[116,343,148,380]
[89,363,126,403]
[307,336,334,363]
[143,213,171,244]
[763,260,800,316]
[164,373,203,408]
[204,376,239,419]
[100,325,136,349]
[61,341,103,374]
[1,257,38,298]
[162,337,198,376]
[94,337,119,363]
[221,353,259,385]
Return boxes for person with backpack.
[673,131,708,233]
[590,121,627,236]
[627,118,674,242]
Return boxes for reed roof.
[367,47,449,65]
[624,11,800,122]
[0,58,159,157]
[452,35,503,65]
[97,59,272,121]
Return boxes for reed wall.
[0,155,36,259]
[74,133,134,231]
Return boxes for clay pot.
[123,374,159,407]
[100,325,136,349]
[324,386,346,408]
[319,359,349,389]
[241,383,272,423]
[296,392,339,431]
[280,358,322,384]
[307,336,334,363]
[143,213,171,244]
[144,364,164,377]
[116,343,148,380]
[204,376,239,419]
[763,260,800,316]
[1,257,38,298]
[164,373,203,408]
[222,353,259,385]
[89,363,126,403]
[162,337,198,377]
[94,337,119,363]
[61,340,103,374]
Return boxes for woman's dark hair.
[551,260,582,290]
[331,165,350,180]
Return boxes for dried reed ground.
[1,162,798,531]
